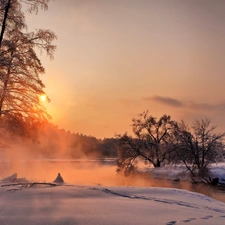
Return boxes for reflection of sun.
[40,95,47,102]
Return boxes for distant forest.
[0,121,118,159]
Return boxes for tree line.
[0,121,118,159]
[116,111,225,178]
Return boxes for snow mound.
[1,173,29,183]
[53,173,64,183]
[1,173,17,182]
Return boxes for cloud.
[142,95,225,112]
[143,95,183,107]
[186,101,215,111]
[186,101,225,112]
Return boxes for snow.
[1,162,225,225]
[143,162,225,183]
[142,164,191,181]
[0,184,225,225]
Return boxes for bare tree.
[0,28,56,124]
[117,111,177,174]
[0,0,51,47]
[173,118,225,177]
[0,0,56,138]
[116,133,144,175]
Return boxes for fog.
[1,134,225,204]
[1,157,166,185]
[1,161,118,185]
[1,160,155,186]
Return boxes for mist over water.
[1,160,117,185]
[1,159,225,203]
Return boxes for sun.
[40,95,47,102]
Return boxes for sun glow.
[40,95,47,102]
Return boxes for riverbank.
[142,163,225,183]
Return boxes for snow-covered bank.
[0,184,225,225]
[143,163,225,183]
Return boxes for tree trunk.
[0,52,13,114]
[0,0,11,48]
[154,159,161,167]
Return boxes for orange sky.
[25,0,225,138]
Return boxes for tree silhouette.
[0,0,56,137]
[117,111,177,175]
[172,118,225,177]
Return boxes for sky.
[24,0,225,138]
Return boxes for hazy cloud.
[142,95,225,112]
[185,101,225,111]
[186,101,215,111]
[143,95,183,107]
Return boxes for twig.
[1,182,57,187]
